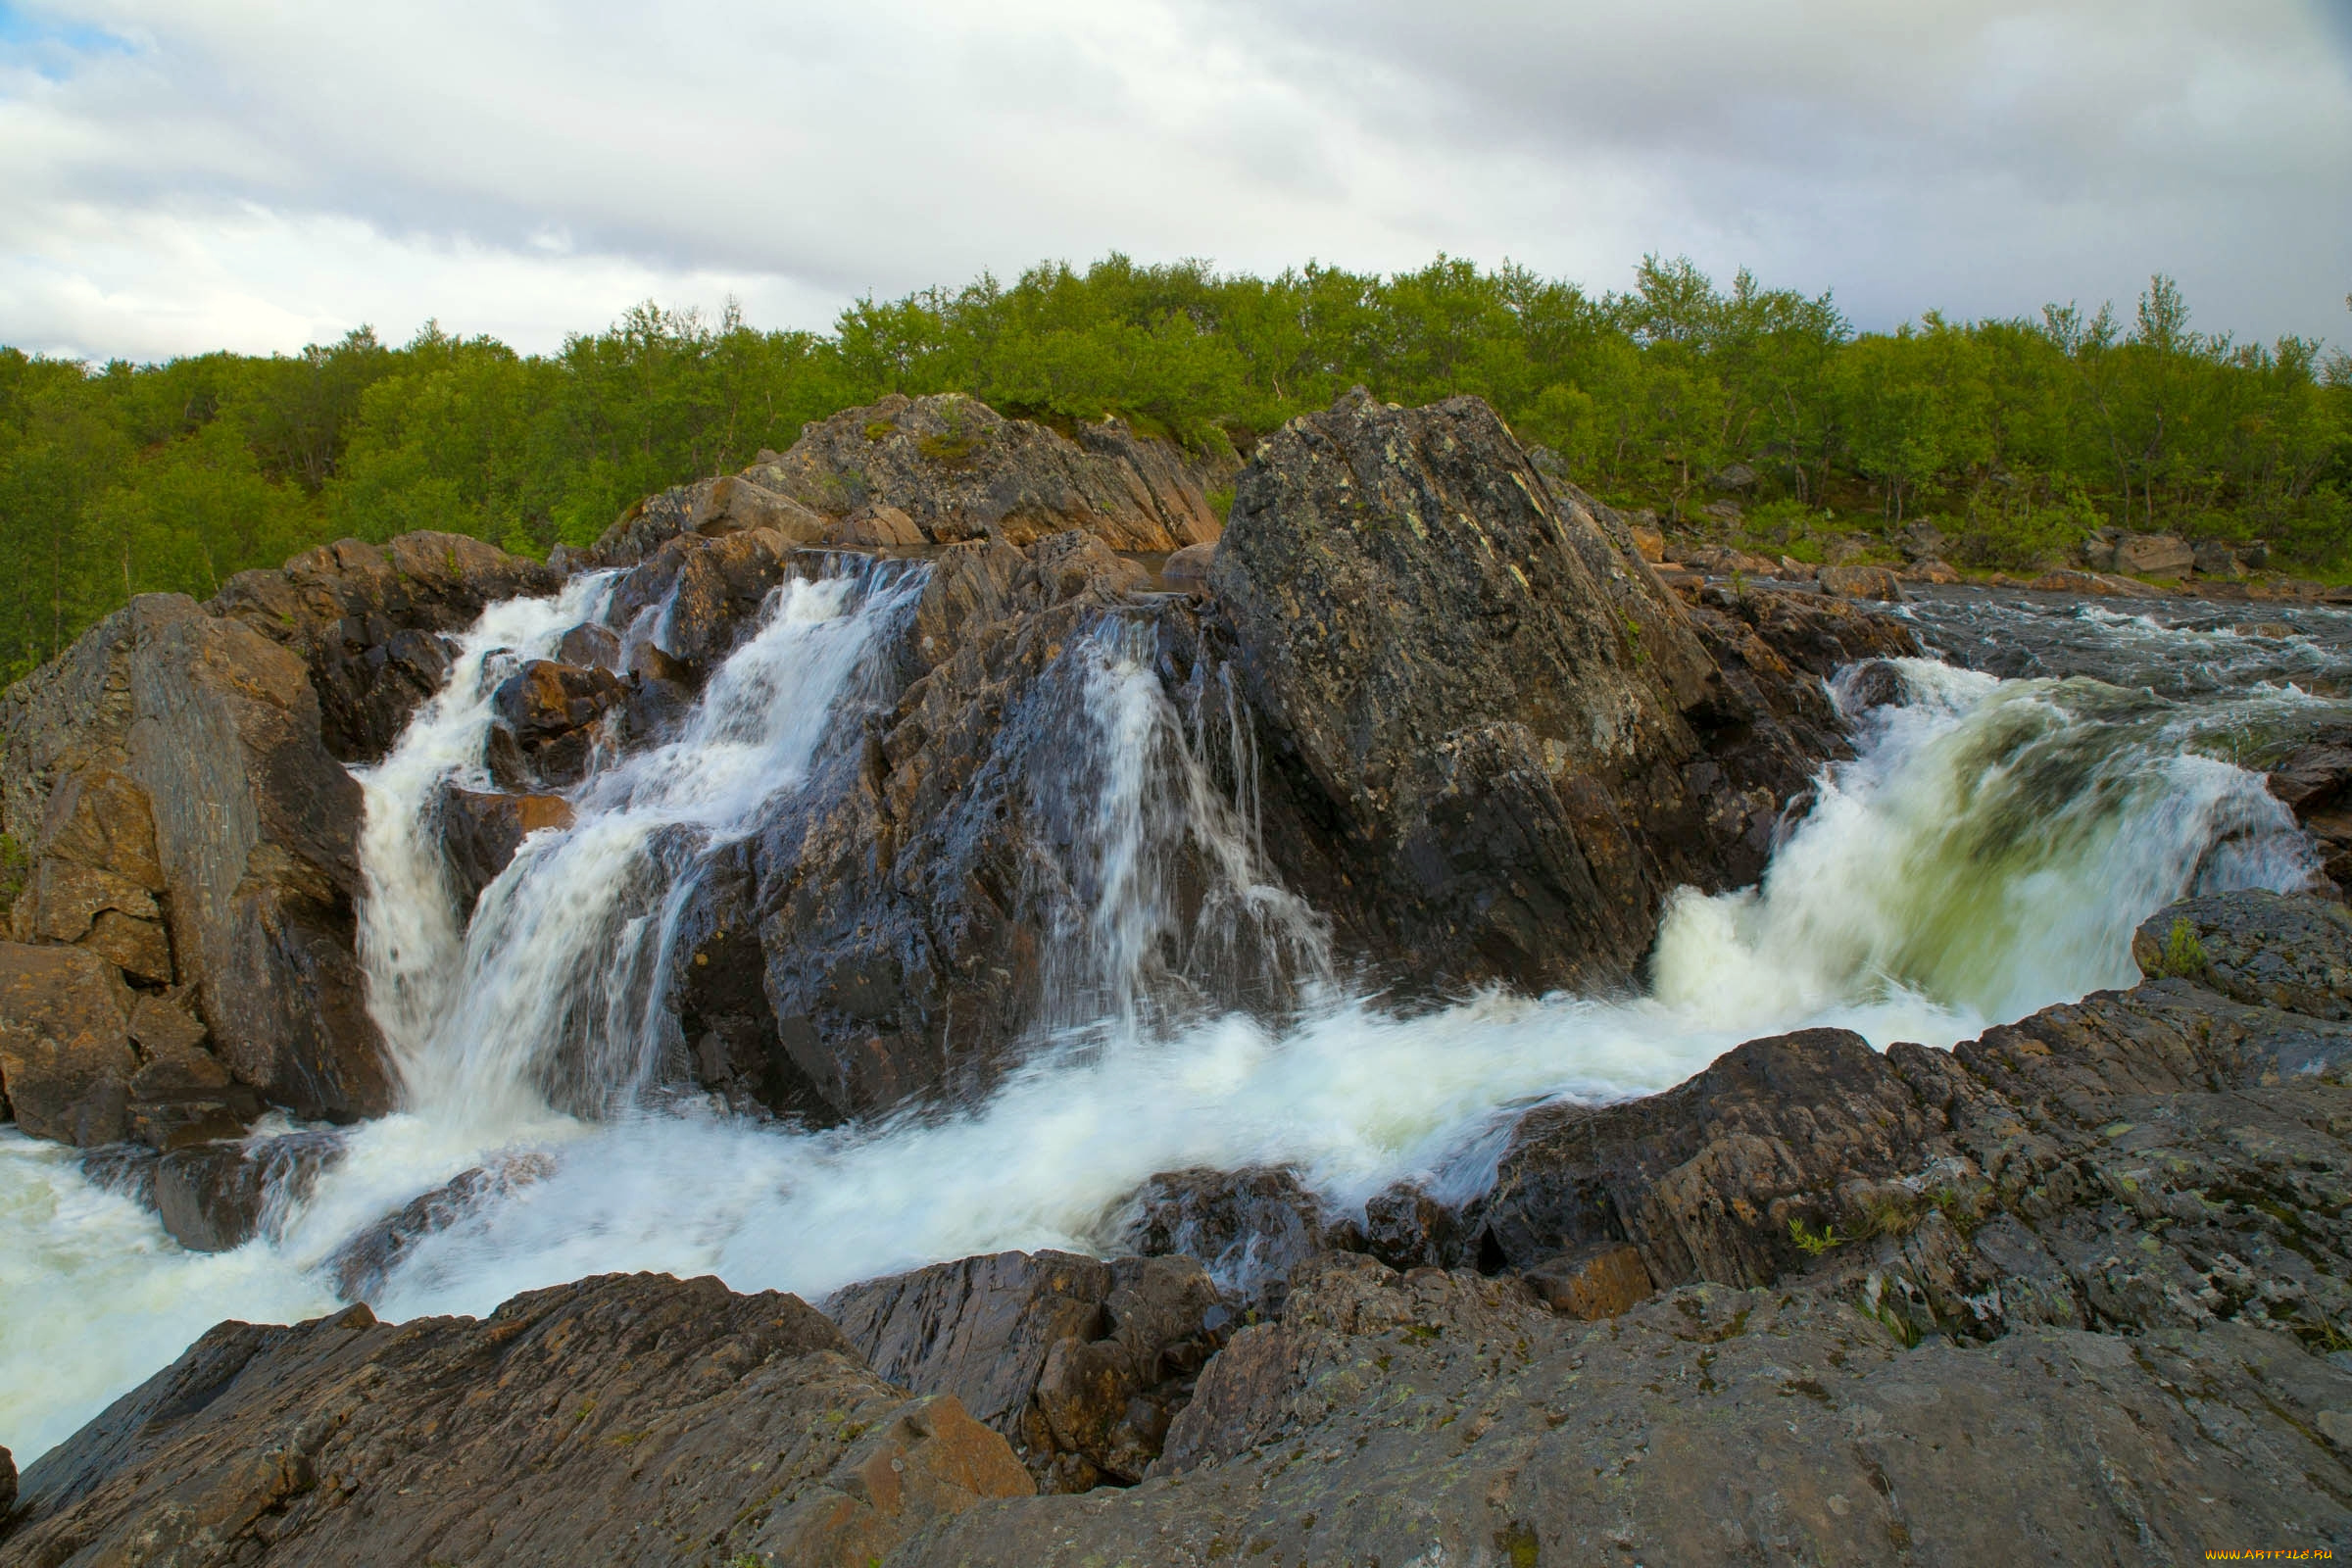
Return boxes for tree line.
[3,254,2347,681]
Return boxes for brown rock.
[710,393,1220,553]
[825,502,927,548]
[151,1131,341,1251]
[554,620,620,670]
[211,531,559,764]
[325,1152,555,1301]
[1158,539,1217,587]
[1902,557,1961,584]
[2116,532,2195,576]
[692,472,829,541]
[1816,563,1905,601]
[488,660,620,788]
[438,787,576,911]
[127,607,390,1121]
[1629,523,1666,562]
[1524,1243,1654,1318]
[827,1249,1227,1491]
[0,940,134,1146]
[5,1274,1033,1566]
[1206,389,1736,995]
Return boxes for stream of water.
[4,582,2344,1462]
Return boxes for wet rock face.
[1208,390,1764,994]
[2133,890,2352,1017]
[707,532,1298,1121]
[1465,890,2352,1355]
[486,659,620,788]
[827,1249,1229,1492]
[436,786,575,911]
[5,1274,1034,1567]
[210,531,560,764]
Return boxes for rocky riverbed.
[3,389,2349,1563]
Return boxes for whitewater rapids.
[2,580,2337,1461]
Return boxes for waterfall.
[1031,615,1331,1038]
[4,586,2341,1464]
[354,558,928,1131]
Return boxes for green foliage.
[2152,917,2211,978]
[1789,1217,1847,1256]
[3,258,2346,684]
[0,831,25,917]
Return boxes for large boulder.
[4,1274,1033,1567]
[126,607,390,1120]
[2116,532,2196,576]
[209,531,561,763]
[1,595,392,1135]
[598,394,1222,564]
[1207,390,1786,993]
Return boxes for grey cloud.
[0,0,2343,360]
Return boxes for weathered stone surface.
[1208,390,1752,995]
[1818,562,1906,601]
[826,1249,1227,1491]
[2133,889,2352,1018]
[698,533,1284,1119]
[3,1273,1033,1568]
[210,531,560,764]
[906,1260,2351,1567]
[741,394,1220,552]
[825,501,926,548]
[1524,1242,1654,1318]
[1115,1166,1341,1312]
[0,940,134,1146]
[691,471,829,541]
[600,525,804,689]
[127,606,390,1121]
[1903,556,1962,584]
[1158,539,1216,587]
[2117,531,2196,576]
[437,786,576,910]
[124,993,263,1151]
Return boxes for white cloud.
[0,0,2344,360]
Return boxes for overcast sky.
[2,0,2347,363]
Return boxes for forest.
[2,253,2347,682]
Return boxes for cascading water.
[2,585,2338,1463]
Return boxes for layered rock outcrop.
[0,531,559,1150]
[0,1274,1034,1567]
[596,392,1223,566]
[1208,390,1856,994]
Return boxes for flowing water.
[6,583,2347,1462]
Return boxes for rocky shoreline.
[4,387,2350,1561]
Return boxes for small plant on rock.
[1790,1217,1846,1256]
[2153,917,2210,978]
